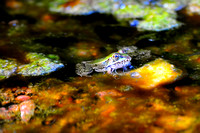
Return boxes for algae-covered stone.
[114,5,146,20]
[18,53,64,76]
[49,0,120,15]
[49,0,139,15]
[48,0,182,31]
[0,59,18,80]
[92,0,120,13]
[160,0,189,11]
[136,7,182,31]
[119,58,182,89]
[115,5,182,31]
[49,0,93,15]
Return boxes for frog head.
[107,52,131,69]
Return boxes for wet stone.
[155,114,194,131]
[0,107,11,120]
[18,53,64,76]
[1,0,200,132]
[160,0,189,11]
[0,59,18,80]
[136,7,182,31]
[119,58,183,89]
[49,0,183,31]
[15,95,31,102]
[8,104,20,114]
[0,92,15,106]
[19,100,35,123]
[130,72,142,78]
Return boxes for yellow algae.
[120,58,182,89]
[155,114,195,131]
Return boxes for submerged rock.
[8,104,20,114]
[119,58,183,89]
[19,100,35,123]
[18,53,64,76]
[15,95,31,102]
[0,107,12,120]
[155,114,194,131]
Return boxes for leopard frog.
[76,52,132,76]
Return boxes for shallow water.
[0,1,200,132]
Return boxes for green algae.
[160,0,188,11]
[7,24,27,37]
[47,54,60,60]
[0,59,18,80]
[18,53,64,76]
[115,5,181,31]
[0,53,63,80]
[137,7,182,31]
[1,0,200,132]
[47,0,183,31]
[114,5,145,19]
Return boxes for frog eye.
[115,55,118,58]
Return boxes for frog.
[76,52,132,76]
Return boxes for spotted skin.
[87,52,132,74]
[76,52,133,76]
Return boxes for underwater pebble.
[120,58,183,89]
[155,114,194,131]
[25,88,35,95]
[19,100,35,123]
[130,72,141,78]
[42,116,57,126]
[1,92,14,106]
[8,104,20,114]
[0,107,11,120]
[15,95,31,102]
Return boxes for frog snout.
[127,56,131,61]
